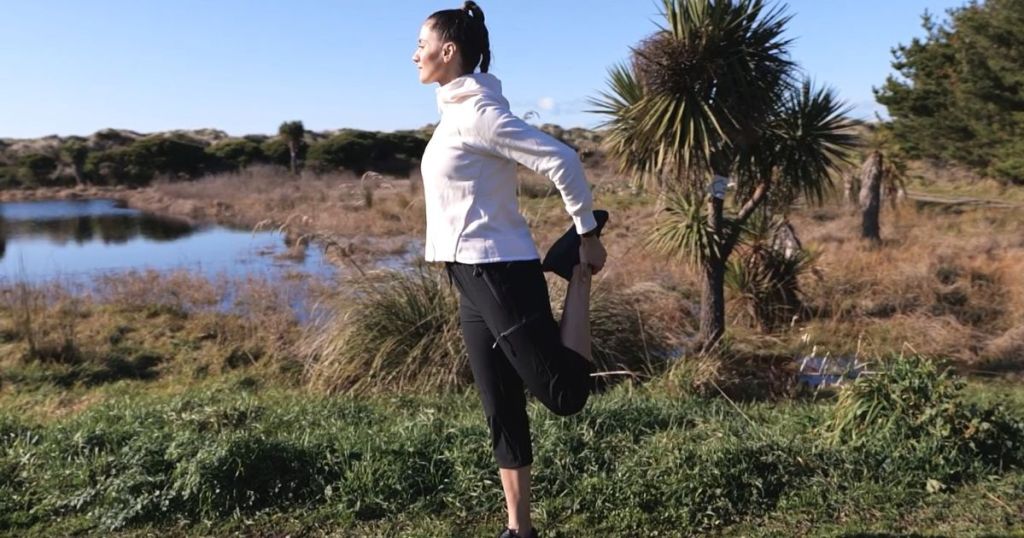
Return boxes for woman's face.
[413,22,458,85]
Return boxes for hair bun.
[462,1,484,22]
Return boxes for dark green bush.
[0,165,22,188]
[306,130,425,176]
[84,136,214,185]
[17,153,58,185]
[206,139,265,171]
[260,137,303,169]
[129,136,212,178]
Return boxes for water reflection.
[0,199,335,284]
[0,213,195,248]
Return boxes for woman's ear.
[442,42,457,64]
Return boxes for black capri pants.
[445,259,596,469]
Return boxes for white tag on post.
[708,175,729,200]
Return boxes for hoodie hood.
[436,72,507,113]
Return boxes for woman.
[412,3,607,537]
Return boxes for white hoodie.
[420,72,598,264]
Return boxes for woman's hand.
[579,236,607,274]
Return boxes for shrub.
[824,354,1024,488]
[84,136,212,185]
[306,130,424,176]
[129,136,212,179]
[0,165,22,188]
[206,139,265,171]
[260,137,303,168]
[16,153,58,185]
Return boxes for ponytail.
[428,2,492,74]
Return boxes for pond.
[0,198,338,283]
[0,198,382,323]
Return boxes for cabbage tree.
[591,0,858,348]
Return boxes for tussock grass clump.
[978,325,1024,374]
[303,266,678,395]
[824,354,1024,488]
[302,264,467,395]
[661,349,798,401]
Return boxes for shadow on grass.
[2,351,165,390]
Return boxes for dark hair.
[427,1,491,74]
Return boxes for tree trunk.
[859,151,883,242]
[288,143,298,175]
[699,257,727,350]
[699,196,727,350]
[843,171,860,210]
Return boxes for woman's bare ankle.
[506,523,533,536]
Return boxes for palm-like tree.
[278,120,305,175]
[591,0,858,348]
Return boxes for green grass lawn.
[2,368,1022,537]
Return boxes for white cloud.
[537,97,556,111]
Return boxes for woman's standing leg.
[448,263,535,535]
[447,260,594,537]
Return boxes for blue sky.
[0,0,965,139]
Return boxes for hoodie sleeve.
[465,100,598,235]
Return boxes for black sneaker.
[497,526,539,538]
[541,209,610,281]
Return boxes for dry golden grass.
[787,201,1024,366]
[524,170,1024,386]
[126,164,427,240]
[0,269,312,419]
[906,158,1024,204]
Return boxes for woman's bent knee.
[549,392,588,417]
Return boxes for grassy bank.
[3,162,1024,536]
[1,364,1022,537]
[0,270,323,422]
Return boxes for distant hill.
[0,124,606,190]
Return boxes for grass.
[0,358,1021,537]
[301,261,678,395]
[904,159,1024,205]
[141,164,426,238]
[0,270,316,422]
[3,156,1024,535]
